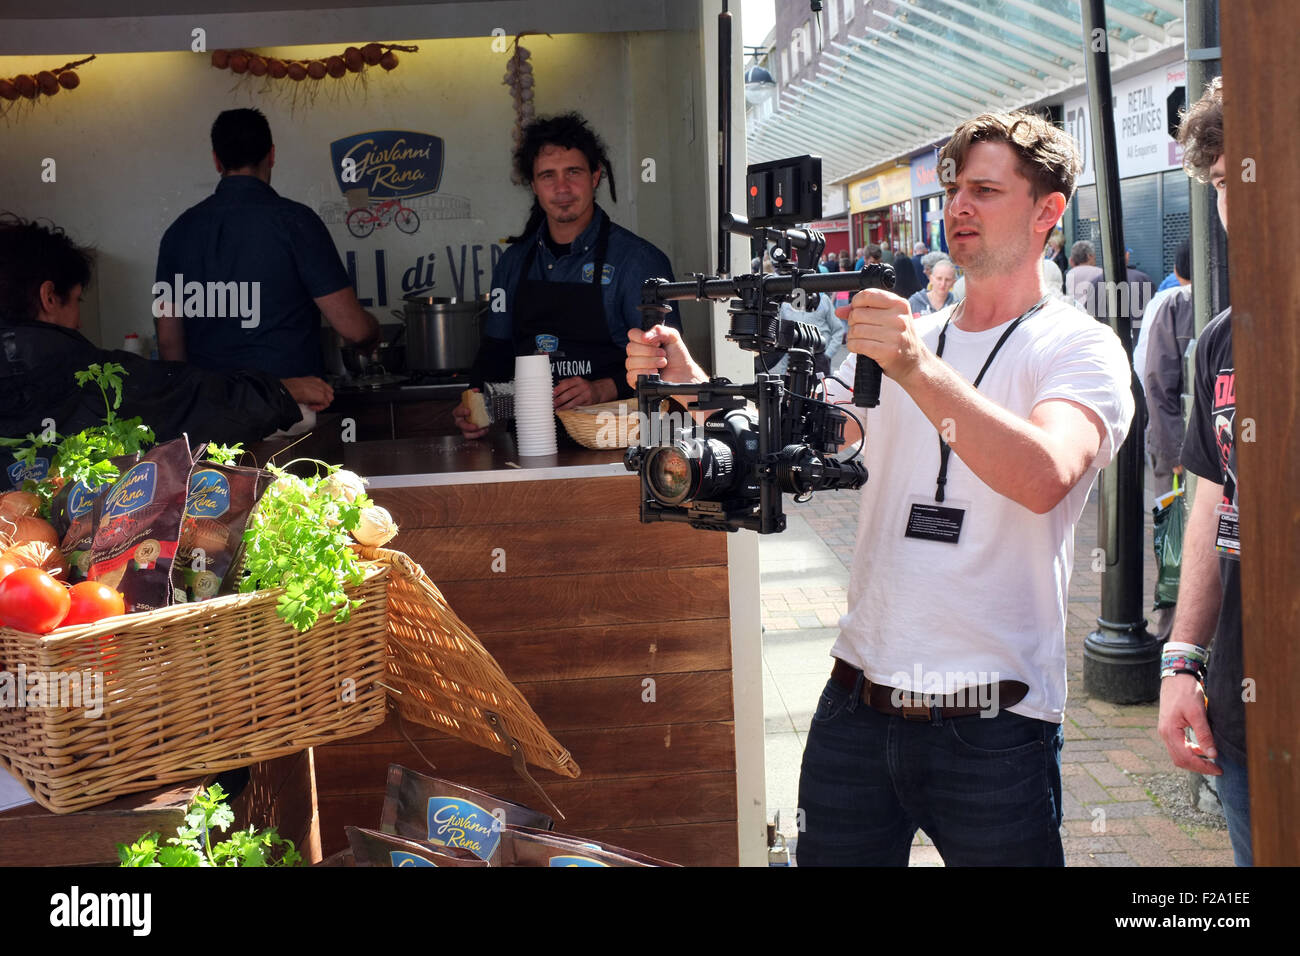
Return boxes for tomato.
[0,567,70,634]
[63,581,126,627]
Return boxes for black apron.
[511,216,625,388]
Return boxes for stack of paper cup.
[513,354,558,456]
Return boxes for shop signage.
[848,166,911,213]
[329,130,445,201]
[1065,62,1186,186]
[910,150,944,198]
[806,219,849,232]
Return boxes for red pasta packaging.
[87,437,191,611]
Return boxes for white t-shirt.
[1131,283,1185,395]
[824,298,1134,722]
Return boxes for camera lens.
[645,437,737,506]
[647,446,695,504]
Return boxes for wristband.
[1163,640,1209,662]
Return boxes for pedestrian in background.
[1046,231,1068,290]
[1065,240,1103,309]
[907,257,957,316]
[910,241,928,283]
[1132,239,1192,397]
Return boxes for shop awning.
[746,0,1185,186]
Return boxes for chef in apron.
[457,113,679,438]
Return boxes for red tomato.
[0,567,70,634]
[63,581,126,627]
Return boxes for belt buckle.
[892,688,935,721]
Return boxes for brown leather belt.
[830,659,1028,720]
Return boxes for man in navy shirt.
[155,109,377,407]
[455,112,678,437]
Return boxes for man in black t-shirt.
[155,109,378,390]
[1155,77,1252,866]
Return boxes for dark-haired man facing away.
[454,112,678,437]
[156,108,377,405]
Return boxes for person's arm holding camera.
[841,287,1113,515]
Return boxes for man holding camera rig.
[627,111,1135,866]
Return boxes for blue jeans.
[1215,753,1253,867]
[796,673,1064,866]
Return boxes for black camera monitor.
[745,155,821,228]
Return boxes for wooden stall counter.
[313,429,739,866]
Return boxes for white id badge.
[904,495,969,544]
[1214,503,1241,560]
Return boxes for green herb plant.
[0,363,154,515]
[203,442,244,467]
[117,783,301,867]
[237,459,372,633]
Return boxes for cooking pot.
[324,323,406,377]
[397,295,488,372]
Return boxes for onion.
[3,542,68,579]
[351,505,397,548]
[320,469,367,506]
[229,52,249,74]
[268,58,288,78]
[326,55,346,78]
[248,55,268,77]
[56,70,79,90]
[0,79,18,100]
[344,47,364,72]
[15,74,37,98]
[0,491,41,519]
[306,60,326,80]
[211,50,230,69]
[1,515,61,547]
[287,62,307,81]
[379,51,398,71]
[37,71,59,95]
[361,42,383,65]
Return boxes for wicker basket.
[0,564,391,814]
[555,399,641,449]
[367,547,580,780]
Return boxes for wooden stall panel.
[316,721,737,794]
[434,567,730,634]
[472,620,732,682]
[373,477,643,528]
[393,519,723,582]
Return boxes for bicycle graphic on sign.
[347,198,420,238]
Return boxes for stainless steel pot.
[397,295,488,372]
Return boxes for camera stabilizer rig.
[624,227,895,534]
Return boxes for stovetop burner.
[331,370,473,393]
[335,373,409,391]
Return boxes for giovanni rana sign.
[330,130,445,200]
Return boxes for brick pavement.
[762,476,1232,867]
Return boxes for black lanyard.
[931,296,1048,502]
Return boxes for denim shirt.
[483,204,680,345]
